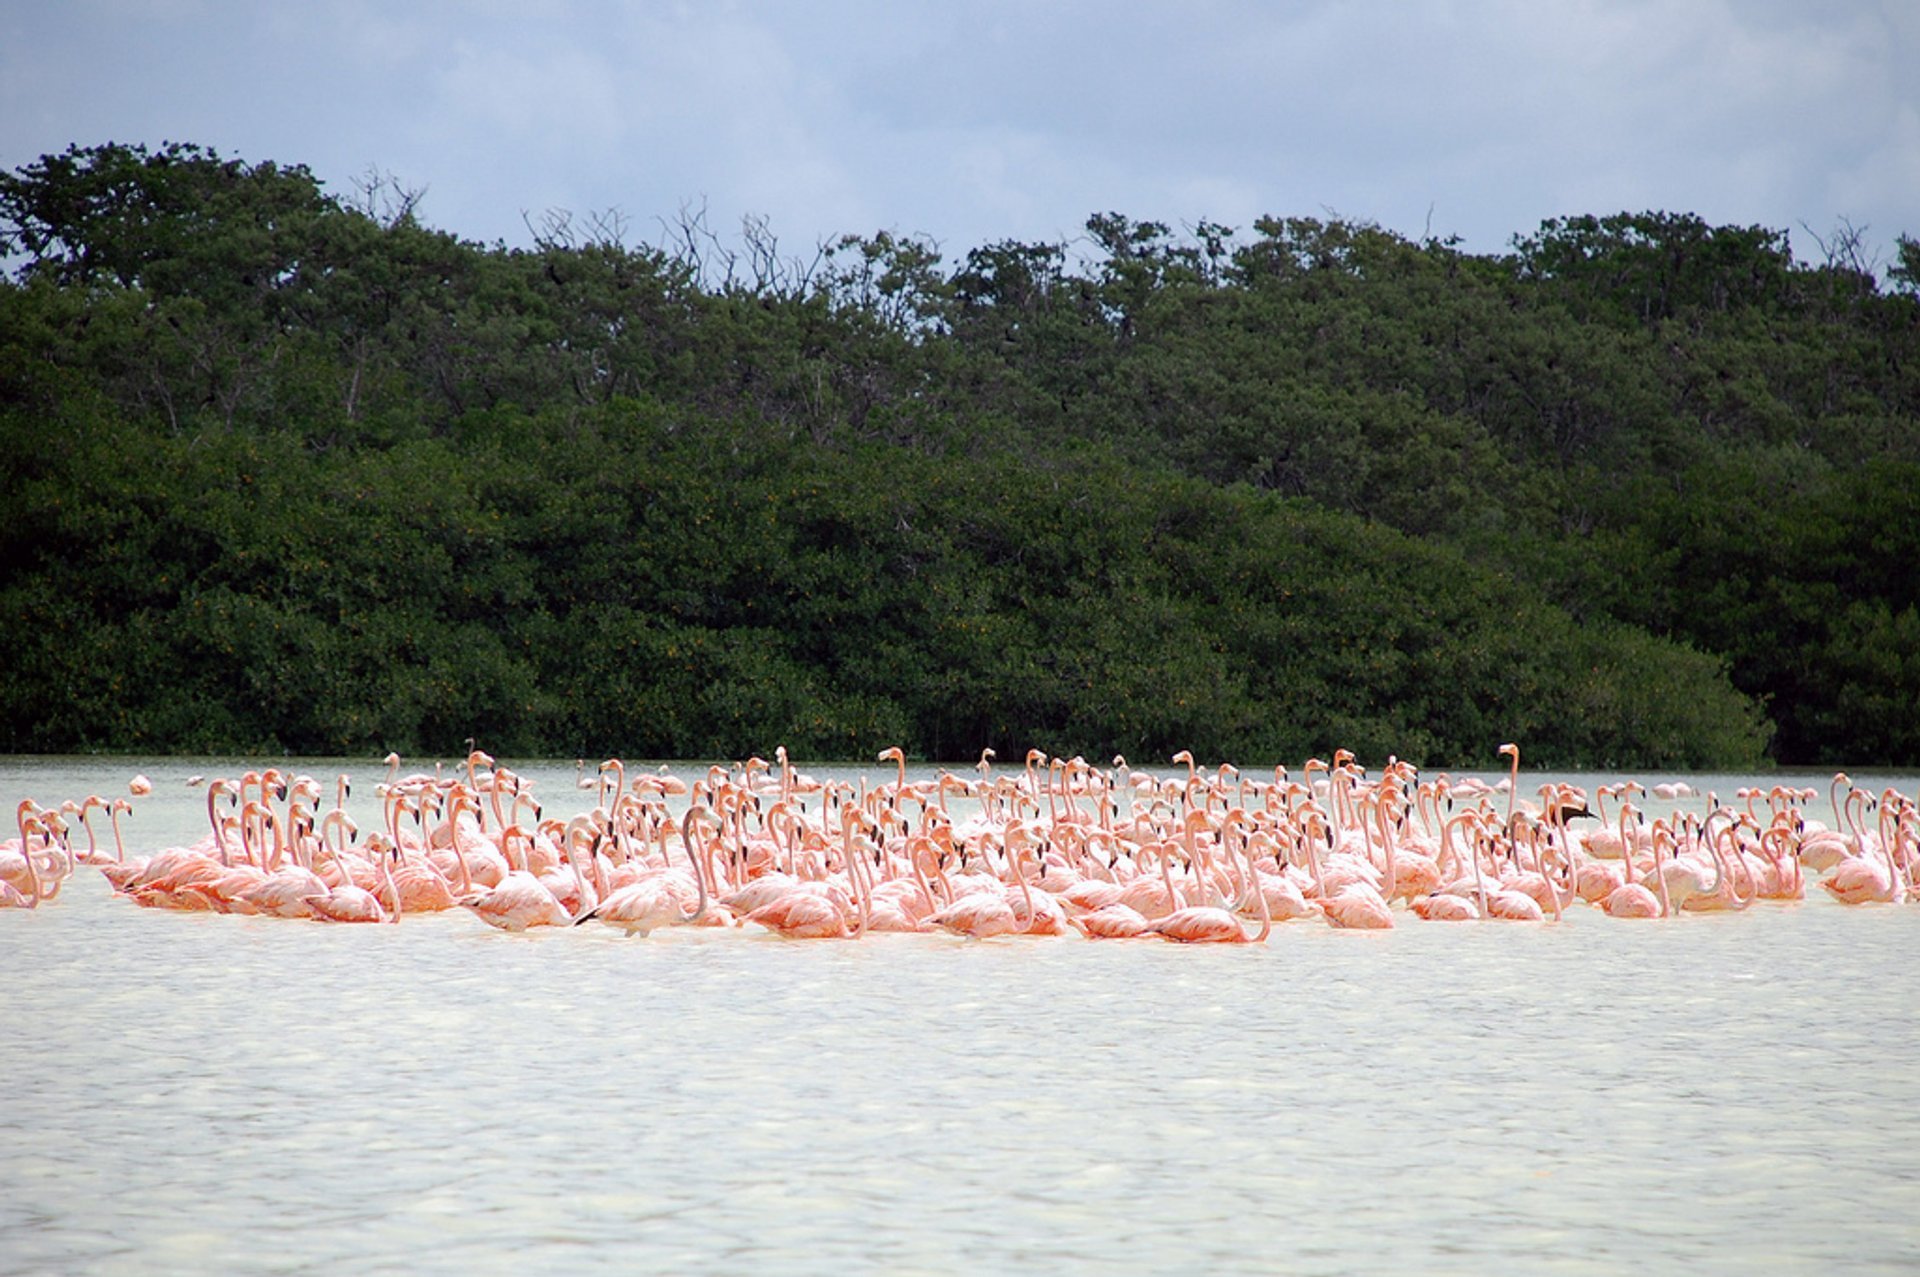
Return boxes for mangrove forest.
[3,142,1917,766]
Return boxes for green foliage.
[3,141,1914,763]
[1510,211,1798,325]
[1892,236,1920,296]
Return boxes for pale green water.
[4,757,1917,1275]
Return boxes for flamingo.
[0,801,56,908]
[1498,742,1520,823]
[1319,882,1396,929]
[1679,808,1757,913]
[1147,822,1272,943]
[927,824,1029,939]
[59,746,1920,947]
[575,807,715,936]
[1592,805,1664,918]
[1068,902,1155,938]
[456,824,575,932]
[1820,799,1905,906]
[1799,784,1875,871]
[927,889,1021,938]
[305,843,402,924]
[1410,890,1481,921]
[1242,832,1320,922]
[1296,810,1392,930]
[744,808,867,939]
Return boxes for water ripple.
[6,761,1920,1274]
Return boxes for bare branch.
[350,165,425,229]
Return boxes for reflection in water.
[4,758,1919,1274]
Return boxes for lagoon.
[4,756,1917,1274]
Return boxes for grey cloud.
[2,0,1912,269]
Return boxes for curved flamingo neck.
[679,808,712,924]
[1148,839,1179,911]
[840,810,872,937]
[15,802,43,906]
[1241,825,1271,941]
[109,800,131,863]
[1649,825,1675,917]
[207,782,236,866]
[1300,817,1331,899]
[1500,744,1520,822]
[1372,797,1398,902]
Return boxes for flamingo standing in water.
[1296,811,1393,930]
[745,806,870,939]
[576,806,714,936]
[456,824,575,932]
[382,795,460,913]
[0,801,63,908]
[1317,881,1394,930]
[305,841,402,924]
[1068,901,1155,938]
[1497,742,1521,823]
[927,824,1037,940]
[927,889,1022,938]
[1147,815,1272,943]
[72,747,1920,943]
[1820,799,1905,906]
[1799,782,1873,872]
[1241,831,1320,922]
[1593,804,1664,918]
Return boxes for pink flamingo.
[1449,812,1543,922]
[1242,831,1320,922]
[1410,890,1481,921]
[1797,779,1866,871]
[1594,805,1664,918]
[1649,816,1721,911]
[1148,822,1272,943]
[232,802,328,917]
[1820,799,1905,906]
[1298,811,1393,930]
[1496,816,1562,917]
[927,826,1029,939]
[1749,820,1806,900]
[1679,808,1757,913]
[305,842,402,924]
[0,801,56,908]
[1373,792,1441,904]
[745,810,869,939]
[456,824,575,931]
[927,889,1021,938]
[1116,839,1188,920]
[1068,901,1155,938]
[576,807,715,936]
[1498,742,1521,823]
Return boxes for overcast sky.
[4,1,1916,273]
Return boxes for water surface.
[5,757,1917,1274]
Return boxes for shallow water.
[4,757,1918,1274]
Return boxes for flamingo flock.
[5,745,1917,936]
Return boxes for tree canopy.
[5,141,1915,765]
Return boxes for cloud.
[2,0,1913,269]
